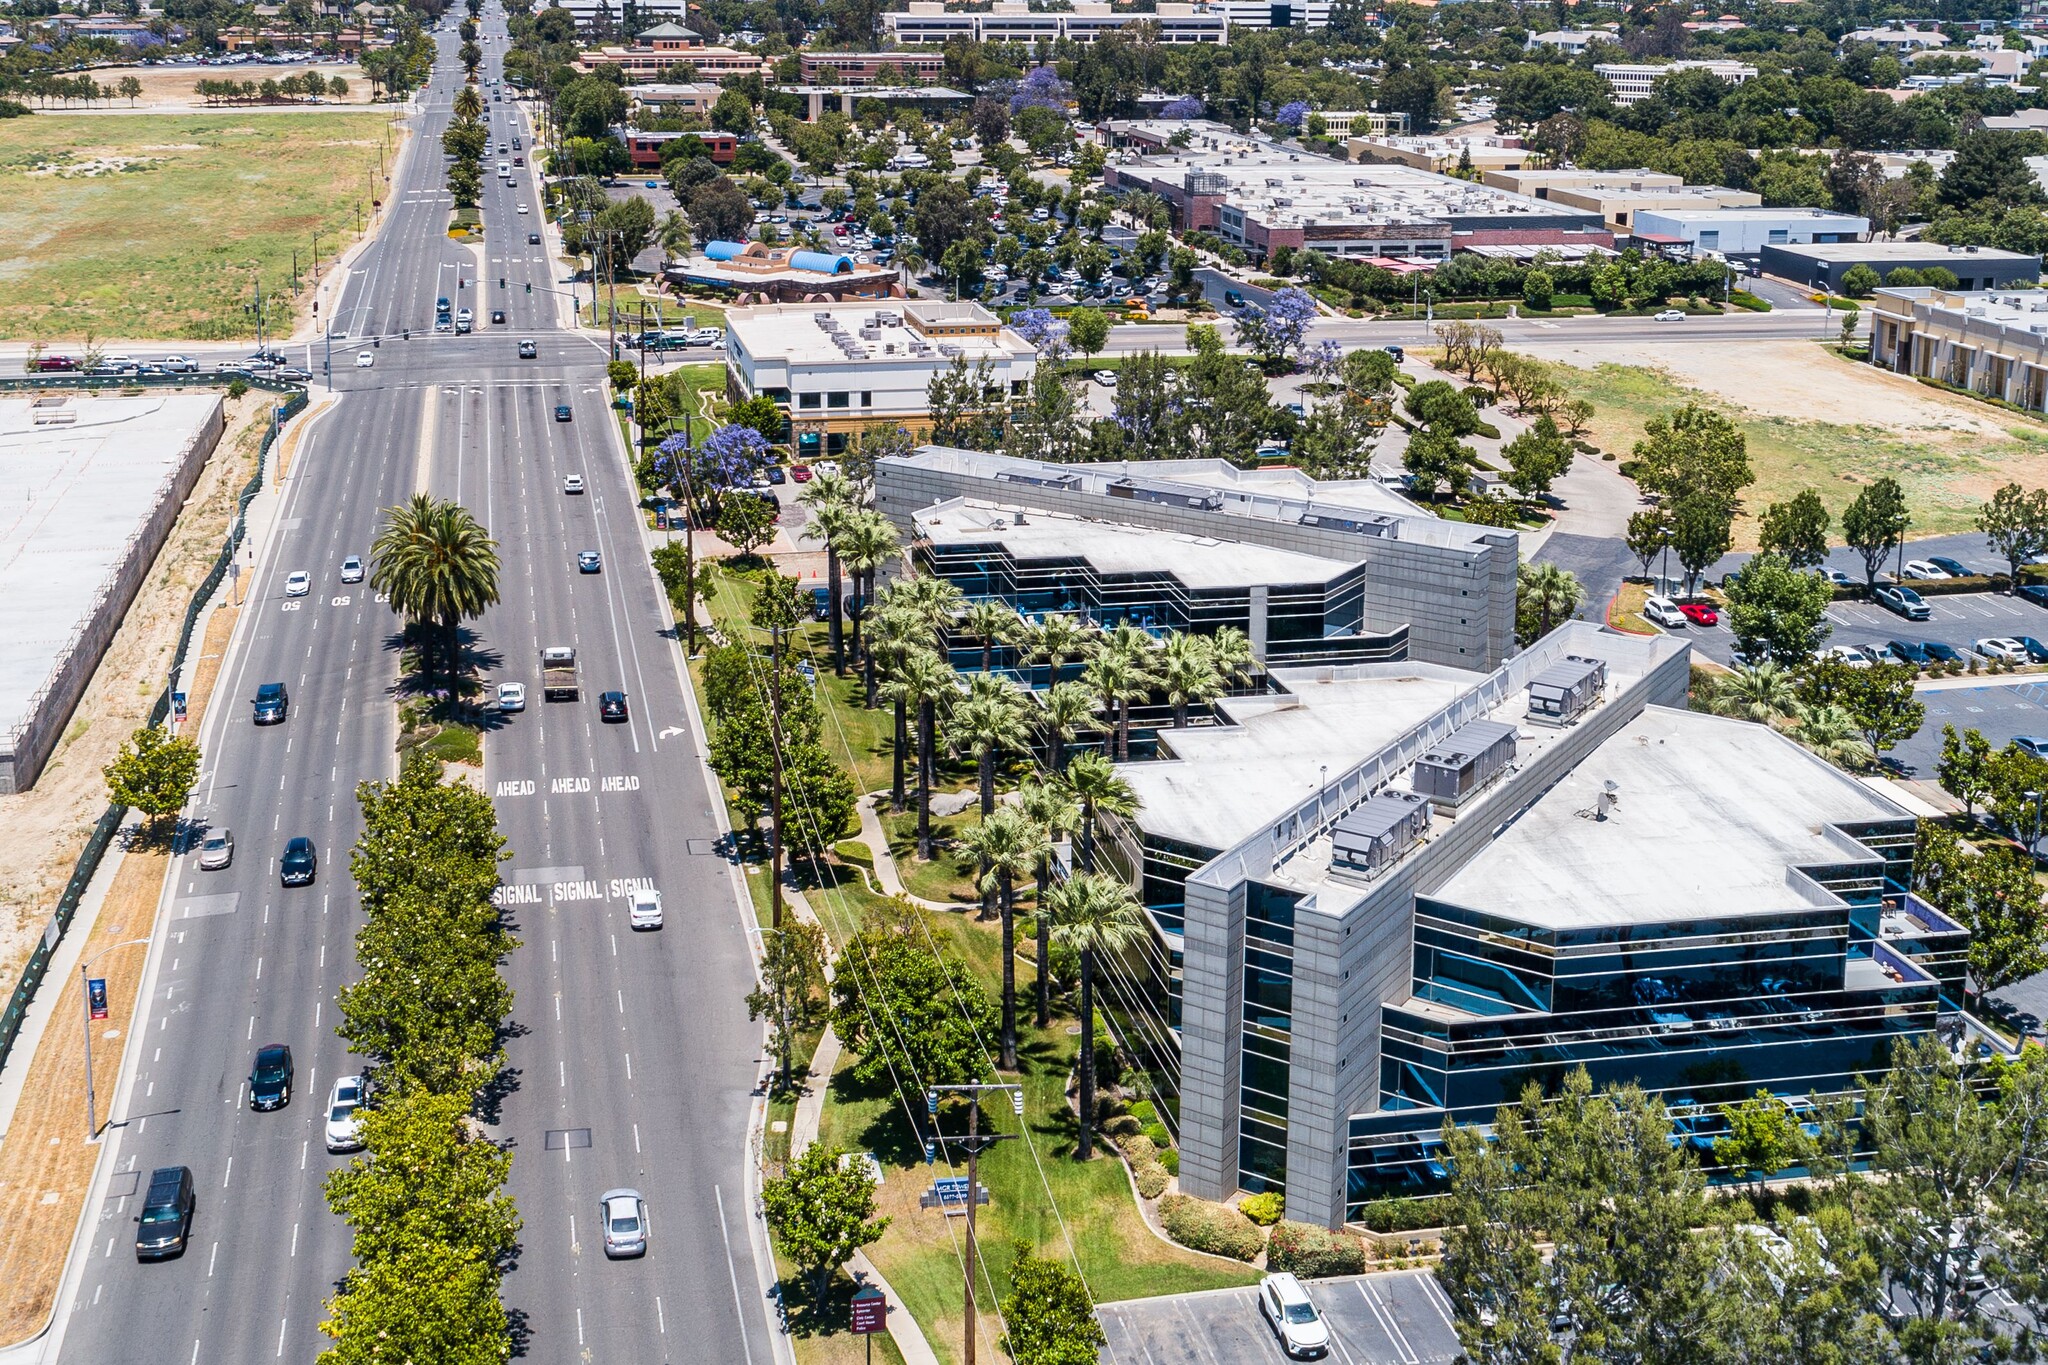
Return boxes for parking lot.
[1097,1269,1463,1365]
[1892,676,2048,775]
[1653,588,2048,669]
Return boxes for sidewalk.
[853,794,973,913]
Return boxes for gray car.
[196,828,234,871]
[600,1188,648,1257]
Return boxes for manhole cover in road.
[687,839,716,856]
[543,1129,592,1151]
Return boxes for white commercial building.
[1632,206,1868,257]
[723,301,1037,458]
[556,0,692,32]
[884,1,1227,44]
[1593,58,1758,105]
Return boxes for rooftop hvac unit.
[1105,478,1223,511]
[1411,718,1518,809]
[1330,790,1431,876]
[1526,654,1608,727]
[939,343,963,356]
[1298,510,1398,538]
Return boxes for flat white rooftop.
[1878,286,2048,326]
[1636,206,1868,224]
[1434,706,1906,929]
[0,394,221,738]
[725,301,1030,366]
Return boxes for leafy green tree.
[319,1242,508,1365]
[715,492,778,560]
[747,919,827,1093]
[1838,262,1881,298]
[1629,403,1752,503]
[926,355,1002,450]
[1714,1090,1795,1191]
[103,727,201,835]
[760,1143,890,1315]
[1917,822,2047,1002]
[1937,725,1996,818]
[1403,425,1476,503]
[1625,507,1671,579]
[1797,659,1923,762]
[325,1089,518,1268]
[1501,414,1572,501]
[1757,489,1832,570]
[1066,306,1109,360]
[831,925,996,1093]
[1724,552,1833,667]
[1705,1207,1896,1365]
[999,1242,1105,1365]
[1978,482,2048,588]
[1841,477,1911,589]
[1048,872,1146,1160]
[1668,490,1735,599]
[1404,379,1480,436]
[369,494,501,687]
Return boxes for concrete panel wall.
[0,398,224,793]
[1178,874,1247,1202]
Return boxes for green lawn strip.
[771,1241,913,1365]
[0,111,396,340]
[1560,360,2030,543]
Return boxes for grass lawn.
[878,807,984,906]
[0,111,397,340]
[1559,360,2045,543]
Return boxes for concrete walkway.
[854,794,977,913]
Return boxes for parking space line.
[1359,1280,1420,1365]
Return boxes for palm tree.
[1791,702,1870,769]
[1025,611,1092,687]
[1208,624,1258,690]
[1517,562,1587,642]
[1048,872,1147,1160]
[1039,680,1101,776]
[891,647,959,858]
[838,511,901,701]
[370,494,501,689]
[656,209,693,265]
[870,604,928,810]
[1159,632,1224,728]
[1064,750,1137,874]
[893,572,965,653]
[453,84,482,120]
[954,674,1033,817]
[961,806,1044,1070]
[1017,779,1079,1028]
[1711,661,1800,725]
[799,470,861,671]
[1080,648,1149,762]
[961,598,1020,673]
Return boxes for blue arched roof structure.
[705,241,748,261]
[790,251,855,275]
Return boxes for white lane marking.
[223,1158,232,1187]
[714,1186,759,1365]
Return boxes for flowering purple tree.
[1009,66,1071,115]
[1232,286,1320,366]
[1009,307,1070,361]
[654,431,694,498]
[1274,100,1310,130]
[1161,95,1204,120]
[695,422,772,491]
[1305,338,1344,385]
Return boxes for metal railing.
[0,381,307,1080]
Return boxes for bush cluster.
[1159,1194,1264,1261]
[1266,1221,1369,1278]
[1136,1162,1170,1199]
[1354,1196,1444,1233]
[1237,1191,1285,1227]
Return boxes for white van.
[496,161,510,178]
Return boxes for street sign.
[849,1287,886,1335]
[87,977,108,1021]
[171,692,187,723]
[919,1177,988,1211]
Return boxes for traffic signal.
[525,282,532,294]
[500,277,506,288]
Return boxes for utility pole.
[922,1084,1023,1365]
[769,613,785,930]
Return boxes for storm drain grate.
[543,1128,592,1151]
[687,839,717,857]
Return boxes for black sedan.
[249,1043,294,1111]
[281,836,317,886]
[490,309,506,324]
[528,231,541,244]
[1924,641,1965,665]
[1927,555,1973,578]
[599,691,629,722]
[554,404,572,422]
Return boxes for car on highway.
[158,355,198,373]
[325,1075,366,1153]
[601,1189,650,1257]
[356,349,374,368]
[1824,645,1878,668]
[1875,584,1932,620]
[578,549,602,573]
[516,202,529,214]
[628,887,663,930]
[490,309,506,325]
[284,570,311,596]
[1643,594,1686,628]
[197,827,234,871]
[134,1166,195,1262]
[1258,1273,1329,1359]
[1977,637,2030,662]
[554,404,572,422]
[2015,737,2048,759]
[248,1043,294,1111]
[280,835,317,887]
[563,474,585,494]
[340,555,364,583]
[497,682,527,712]
[1653,309,1686,322]
[599,690,629,722]
[519,339,538,358]
[252,681,289,725]
[1679,601,1719,627]
[1927,555,1974,578]
[1924,641,1965,665]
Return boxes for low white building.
[1632,206,1869,257]
[885,1,1227,44]
[1525,28,1609,54]
[723,301,1037,459]
[1593,58,1758,106]
[1841,23,1947,51]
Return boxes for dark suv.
[249,1043,294,1111]
[281,836,317,886]
[252,681,288,725]
[135,1166,195,1261]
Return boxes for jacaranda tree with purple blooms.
[1232,286,1320,367]
[1161,95,1204,120]
[1010,307,1070,361]
[1009,65,1070,115]
[1274,100,1310,130]
[695,422,772,494]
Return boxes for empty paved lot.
[1099,1268,1463,1365]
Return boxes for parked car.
[1977,637,2030,662]
[1875,584,1932,620]
[1824,645,1877,668]
[196,827,234,871]
[600,1189,650,1257]
[599,691,630,722]
[628,888,664,930]
[2019,636,2048,663]
[1643,595,1687,628]
[248,1043,294,1111]
[1902,560,1952,580]
[1886,640,1933,667]
[1679,601,1719,627]
[2015,737,2048,760]
[497,682,527,712]
[790,465,813,483]
[1924,641,1965,665]
[1258,1273,1330,1359]
[577,549,602,573]
[1927,555,1973,577]
[1820,568,1855,588]
[2021,583,2048,610]
[280,836,317,886]
[325,1075,365,1153]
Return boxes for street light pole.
[80,938,152,1142]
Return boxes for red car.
[1679,601,1719,627]
[790,465,813,483]
[34,355,76,372]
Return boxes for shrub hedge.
[1266,1221,1369,1278]
[1136,1162,1170,1199]
[1354,1196,1443,1233]
[1159,1194,1264,1261]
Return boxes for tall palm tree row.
[961,598,1021,674]
[889,646,959,858]
[1159,631,1225,729]
[1063,750,1137,875]
[1016,779,1080,1029]
[837,510,900,696]
[1024,610,1092,687]
[797,469,860,672]
[961,805,1046,1071]
[953,673,1033,818]
[1080,647,1149,763]
[1039,680,1101,777]
[369,493,501,689]
[1049,871,1147,1160]
[869,603,928,812]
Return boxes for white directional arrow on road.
[659,726,684,739]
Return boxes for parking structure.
[1095,1269,1463,1365]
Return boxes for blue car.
[1923,641,1964,665]
[1886,640,1932,667]
[2018,636,2048,663]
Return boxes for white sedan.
[355,350,374,368]
[496,682,527,712]
[1823,644,1877,669]
[628,887,663,930]
[1902,560,1952,580]
[1976,637,2030,663]
[1652,309,1686,322]
[516,202,529,215]
[284,570,311,597]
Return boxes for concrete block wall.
[875,459,1518,669]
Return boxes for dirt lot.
[82,62,373,110]
[1535,339,2046,544]
[0,391,269,989]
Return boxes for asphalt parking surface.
[1891,677,2048,776]
[1097,1269,1463,1365]
[1646,589,2048,669]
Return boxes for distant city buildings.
[1763,241,2039,293]
[1631,206,1869,257]
[667,241,905,304]
[884,1,1228,45]
[1593,58,1758,105]
[577,21,769,80]
[796,50,947,84]
[1483,169,1762,232]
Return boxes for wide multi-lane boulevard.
[41,13,782,1365]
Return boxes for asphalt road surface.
[47,13,780,1365]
